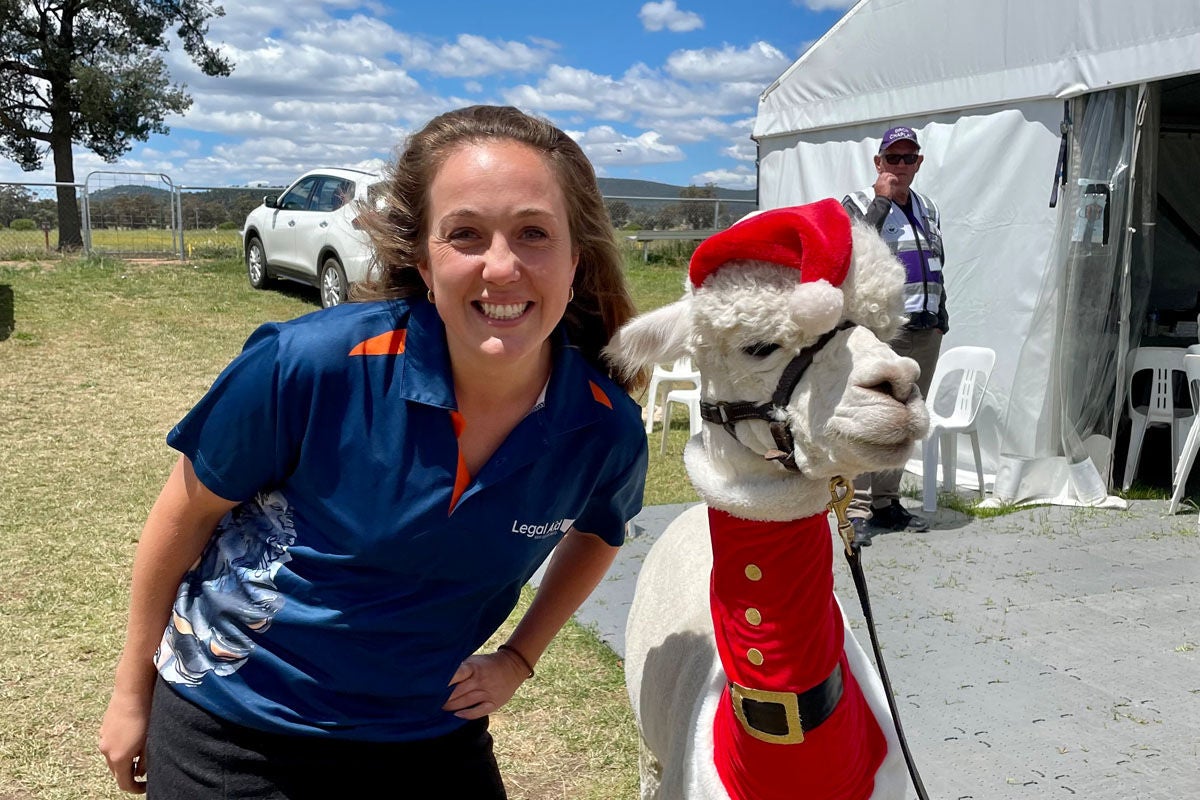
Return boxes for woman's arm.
[443,529,620,719]
[98,456,239,794]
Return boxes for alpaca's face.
[690,263,928,481]
[603,216,930,511]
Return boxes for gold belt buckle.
[729,682,805,745]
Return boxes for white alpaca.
[605,201,929,800]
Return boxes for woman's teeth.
[479,301,528,320]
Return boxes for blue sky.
[2,0,856,190]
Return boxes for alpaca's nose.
[858,355,921,403]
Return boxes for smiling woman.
[98,105,650,799]
[420,140,579,392]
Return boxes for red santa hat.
[689,199,853,333]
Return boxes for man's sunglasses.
[882,153,920,165]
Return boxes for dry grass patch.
[0,254,693,799]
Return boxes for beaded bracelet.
[497,644,535,679]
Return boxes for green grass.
[0,251,694,799]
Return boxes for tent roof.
[754,0,1200,139]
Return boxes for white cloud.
[412,34,557,78]
[794,0,858,11]
[665,42,791,83]
[504,66,624,116]
[691,165,756,190]
[205,0,385,49]
[636,115,742,144]
[723,140,758,163]
[507,63,762,127]
[569,126,685,166]
[0,1,803,191]
[639,1,703,32]
[290,14,409,56]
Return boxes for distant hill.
[597,177,754,202]
[87,184,172,201]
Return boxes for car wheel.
[320,257,349,308]
[246,236,270,289]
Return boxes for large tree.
[0,1,232,248]
[679,183,718,229]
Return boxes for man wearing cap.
[842,125,946,538]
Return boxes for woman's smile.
[476,300,532,322]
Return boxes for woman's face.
[420,140,578,379]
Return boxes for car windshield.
[278,177,318,211]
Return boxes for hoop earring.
[568,287,575,303]
[427,289,435,304]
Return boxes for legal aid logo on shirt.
[510,517,575,539]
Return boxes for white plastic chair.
[1122,347,1194,491]
[1167,353,1200,513]
[644,357,700,434]
[659,385,703,454]
[921,346,996,513]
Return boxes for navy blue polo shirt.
[155,299,647,741]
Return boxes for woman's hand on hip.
[443,651,530,719]
[98,685,152,793]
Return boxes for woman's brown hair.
[355,105,644,393]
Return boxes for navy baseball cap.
[879,126,919,152]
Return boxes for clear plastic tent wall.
[992,87,1141,506]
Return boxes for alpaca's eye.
[742,342,780,358]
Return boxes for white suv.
[242,167,383,308]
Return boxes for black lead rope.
[829,477,931,800]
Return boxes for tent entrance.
[1113,75,1200,493]
[993,75,1200,504]
[1135,75,1200,347]
[992,86,1142,506]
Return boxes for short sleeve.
[572,432,649,547]
[166,323,306,501]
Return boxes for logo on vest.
[510,517,575,539]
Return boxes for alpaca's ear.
[603,297,693,380]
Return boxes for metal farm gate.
[83,171,183,259]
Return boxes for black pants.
[147,677,507,799]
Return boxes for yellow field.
[0,227,243,259]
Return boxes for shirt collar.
[398,301,617,433]
[397,300,457,408]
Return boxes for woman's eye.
[742,342,780,358]
[521,227,549,240]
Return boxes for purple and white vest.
[848,190,945,326]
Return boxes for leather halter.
[699,322,856,472]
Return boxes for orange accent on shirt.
[588,380,613,409]
[348,329,407,356]
[448,410,470,513]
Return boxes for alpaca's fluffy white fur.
[604,214,929,800]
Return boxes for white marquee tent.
[754,0,1200,506]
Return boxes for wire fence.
[0,174,756,262]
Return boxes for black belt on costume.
[728,662,844,745]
